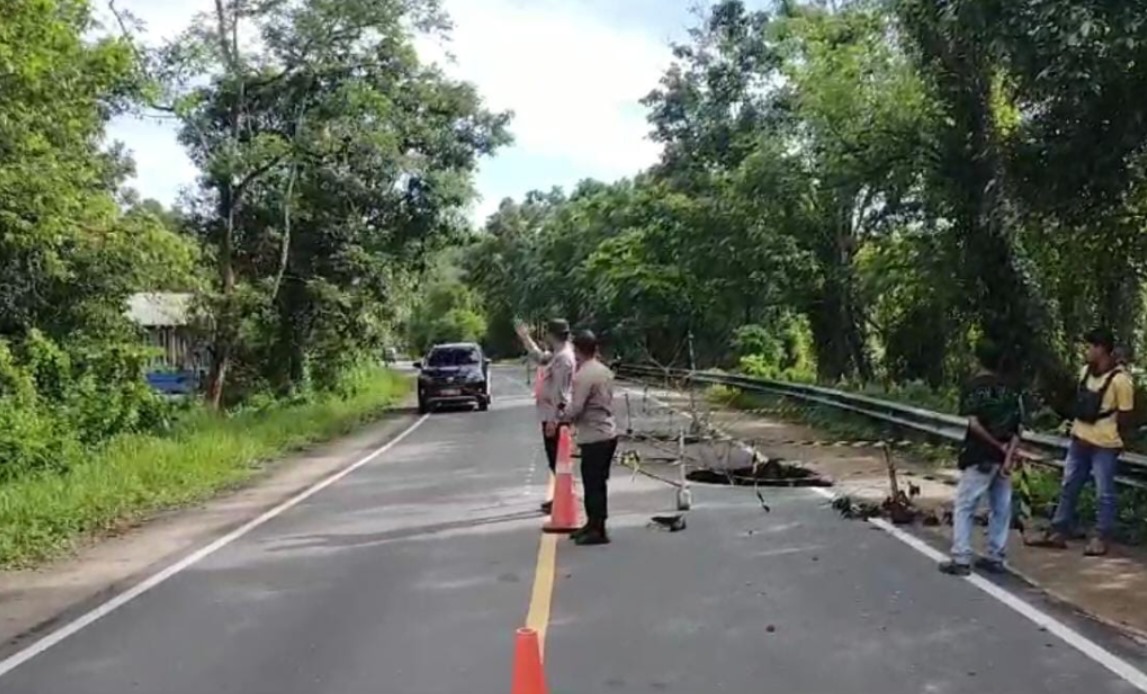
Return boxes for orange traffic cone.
[544,428,580,533]
[555,425,572,463]
[511,627,548,694]
[533,367,545,400]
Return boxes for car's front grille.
[428,382,481,392]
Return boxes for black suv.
[414,342,491,414]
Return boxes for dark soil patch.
[686,459,832,488]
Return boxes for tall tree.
[0,0,190,340]
[152,0,510,402]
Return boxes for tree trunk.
[808,291,850,383]
[1095,244,1140,350]
[205,342,230,409]
[808,223,870,383]
[206,186,237,410]
[840,267,871,381]
[272,275,310,395]
[205,3,243,410]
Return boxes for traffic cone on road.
[543,428,579,533]
[555,425,572,463]
[511,627,548,694]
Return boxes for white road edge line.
[809,486,1147,691]
[0,413,430,680]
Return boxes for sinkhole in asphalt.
[685,458,833,488]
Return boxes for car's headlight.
[466,372,485,383]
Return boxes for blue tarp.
[146,371,198,395]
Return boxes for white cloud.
[102,0,671,212]
[426,0,668,178]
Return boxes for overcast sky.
[101,0,724,223]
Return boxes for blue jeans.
[1051,438,1120,539]
[950,464,1012,565]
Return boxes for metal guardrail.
[615,363,1147,490]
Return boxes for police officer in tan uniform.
[559,330,618,545]
[515,319,575,514]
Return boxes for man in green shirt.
[940,340,1023,576]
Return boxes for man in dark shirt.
[940,340,1024,576]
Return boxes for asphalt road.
[2,364,1147,693]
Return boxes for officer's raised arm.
[515,321,552,365]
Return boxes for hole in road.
[686,458,832,487]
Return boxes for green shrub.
[732,316,816,382]
[0,331,176,481]
[739,355,817,383]
[850,378,959,414]
[704,383,743,406]
[0,403,79,480]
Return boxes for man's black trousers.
[580,437,618,526]
[542,424,562,473]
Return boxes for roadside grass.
[704,384,1147,545]
[0,368,411,568]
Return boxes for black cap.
[572,329,598,355]
[1084,328,1115,352]
[547,319,570,339]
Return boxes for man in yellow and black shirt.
[1034,328,1134,556]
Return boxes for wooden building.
[126,292,204,394]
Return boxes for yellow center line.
[526,472,559,658]
[525,533,558,657]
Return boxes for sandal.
[1084,537,1109,557]
[1025,529,1069,549]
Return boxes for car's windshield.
[427,347,481,367]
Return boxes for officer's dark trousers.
[580,438,618,527]
[541,424,565,474]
